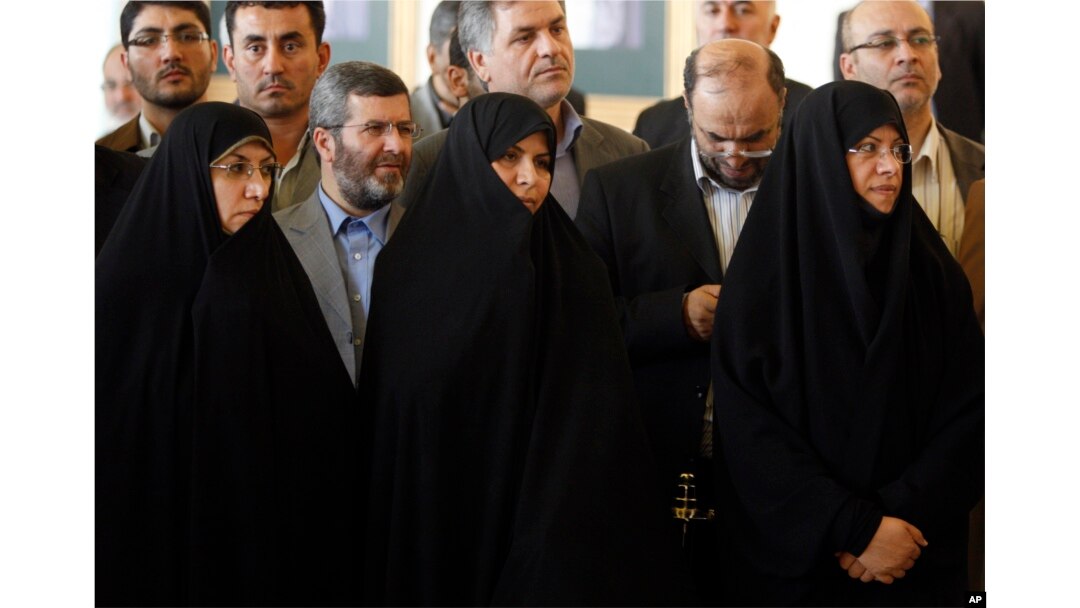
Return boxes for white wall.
[770,0,855,88]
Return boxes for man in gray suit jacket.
[274,61,412,386]
[840,0,984,257]
[399,0,649,219]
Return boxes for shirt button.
[353,294,361,302]
[353,338,362,346]
[353,252,362,260]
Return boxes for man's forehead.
[234,4,314,35]
[132,6,202,31]
[349,93,410,115]
[851,2,934,36]
[493,1,566,34]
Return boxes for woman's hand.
[835,516,927,584]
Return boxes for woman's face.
[490,131,553,214]
[210,141,276,234]
[846,123,905,214]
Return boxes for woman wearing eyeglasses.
[97,102,361,605]
[357,93,686,605]
[709,81,984,606]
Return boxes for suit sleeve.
[577,169,699,362]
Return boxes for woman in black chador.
[710,81,984,607]
[96,102,278,605]
[98,102,363,606]
[358,92,686,606]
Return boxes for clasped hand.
[835,516,927,584]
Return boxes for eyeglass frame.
[209,161,283,180]
[846,143,914,165]
[689,109,780,160]
[846,33,941,54]
[127,31,211,49]
[323,121,423,140]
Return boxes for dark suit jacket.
[834,1,984,142]
[95,145,148,255]
[96,115,143,153]
[632,78,812,151]
[958,179,984,329]
[575,137,718,488]
[940,122,984,205]
[398,113,648,217]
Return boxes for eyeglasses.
[847,34,940,54]
[209,162,282,180]
[846,142,914,164]
[699,148,774,160]
[690,110,778,160]
[128,31,211,50]
[327,121,422,139]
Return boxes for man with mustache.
[224,1,331,211]
[575,39,789,604]
[399,0,648,220]
[96,1,217,153]
[840,0,984,258]
[274,61,410,387]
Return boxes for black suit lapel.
[658,138,723,283]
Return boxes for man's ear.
[223,44,237,81]
[316,42,331,77]
[468,49,492,84]
[446,66,470,100]
[839,53,858,80]
[312,127,336,163]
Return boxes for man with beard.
[575,39,787,604]
[840,0,984,258]
[399,0,648,220]
[274,61,410,386]
[96,1,217,153]
[224,1,331,211]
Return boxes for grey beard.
[336,169,402,213]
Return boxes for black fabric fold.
[96,102,273,606]
[358,92,688,606]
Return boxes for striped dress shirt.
[690,138,760,458]
[912,118,965,257]
[690,138,759,274]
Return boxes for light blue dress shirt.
[317,186,390,373]
[551,99,584,218]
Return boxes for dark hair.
[120,1,213,49]
[448,27,470,70]
[225,1,326,46]
[458,1,565,54]
[683,43,786,105]
[309,61,409,133]
[429,1,460,47]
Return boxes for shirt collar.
[282,128,313,176]
[555,99,584,158]
[689,137,760,197]
[137,113,162,149]
[914,115,941,173]
[317,184,392,244]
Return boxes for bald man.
[577,39,789,604]
[633,0,810,149]
[840,0,984,258]
[102,43,142,128]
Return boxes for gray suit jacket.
[397,114,649,217]
[409,79,447,142]
[273,188,405,385]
